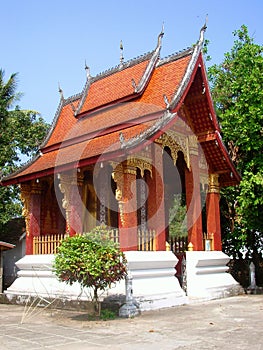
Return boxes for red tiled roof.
[62,102,163,143]
[141,55,192,106]
[43,52,192,150]
[44,99,79,149]
[2,31,240,187]
[4,122,154,183]
[79,60,150,115]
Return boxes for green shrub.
[53,227,127,303]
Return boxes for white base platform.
[186,251,244,301]
[4,250,243,310]
[4,251,187,311]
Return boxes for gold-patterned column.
[111,160,138,250]
[20,181,42,255]
[58,173,72,234]
[72,170,84,234]
[122,161,138,250]
[111,162,125,225]
[20,183,31,238]
[58,171,84,236]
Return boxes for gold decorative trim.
[208,173,220,193]
[31,181,42,195]
[187,135,199,156]
[111,163,125,225]
[126,156,152,177]
[155,130,190,169]
[20,184,31,236]
[123,166,137,176]
[57,173,72,232]
[200,173,209,191]
[58,174,71,210]
[199,152,208,170]
[77,171,84,187]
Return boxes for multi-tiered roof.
[2,25,240,187]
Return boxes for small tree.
[53,227,127,307]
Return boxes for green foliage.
[208,25,263,258]
[169,194,187,238]
[203,39,211,62]
[208,25,263,174]
[99,309,117,320]
[53,227,127,302]
[0,69,49,229]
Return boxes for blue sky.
[1,0,263,123]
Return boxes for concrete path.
[0,295,262,349]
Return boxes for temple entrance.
[162,148,187,245]
[163,147,188,289]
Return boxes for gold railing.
[138,229,156,251]
[168,235,188,253]
[33,229,156,254]
[107,229,120,244]
[33,233,68,254]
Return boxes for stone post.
[119,272,140,318]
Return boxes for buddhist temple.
[1,24,242,309]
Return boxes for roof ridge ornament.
[166,19,208,111]
[198,15,208,46]
[85,61,91,79]
[119,131,125,147]
[163,94,170,109]
[58,83,64,100]
[131,24,164,93]
[157,22,165,47]
[120,40,124,67]
[73,61,93,117]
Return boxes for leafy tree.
[0,69,49,229]
[53,227,127,307]
[207,25,263,261]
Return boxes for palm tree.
[0,68,49,226]
[0,69,20,124]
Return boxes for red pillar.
[147,144,166,251]
[185,138,203,251]
[118,163,138,251]
[206,173,222,251]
